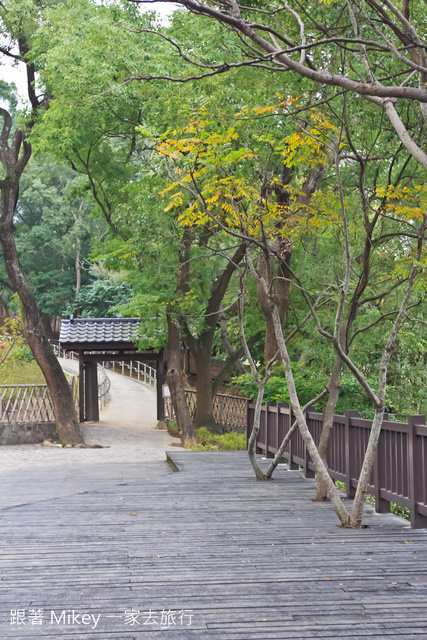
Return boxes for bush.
[14,345,35,362]
[166,419,180,437]
[193,427,246,451]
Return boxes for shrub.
[166,419,180,437]
[194,427,246,451]
[14,345,35,362]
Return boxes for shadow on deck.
[0,451,426,639]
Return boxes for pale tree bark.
[265,388,329,479]
[348,219,426,526]
[237,272,273,480]
[166,314,195,443]
[0,109,84,444]
[247,246,352,526]
[313,133,408,501]
[243,136,426,527]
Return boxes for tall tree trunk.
[166,315,195,443]
[192,341,220,432]
[0,225,84,444]
[0,109,84,445]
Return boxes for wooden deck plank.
[1,450,426,638]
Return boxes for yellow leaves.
[376,184,427,222]
[156,103,341,238]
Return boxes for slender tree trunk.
[75,238,81,295]
[269,302,351,526]
[166,315,195,443]
[313,355,343,501]
[0,224,84,444]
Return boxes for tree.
[34,1,283,434]
[159,95,427,527]
[0,3,84,443]
[129,0,427,174]
[14,158,104,318]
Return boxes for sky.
[0,58,28,105]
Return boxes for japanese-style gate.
[59,317,164,423]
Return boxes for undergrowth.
[0,345,44,385]
[166,420,246,450]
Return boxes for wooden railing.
[0,365,106,425]
[165,389,247,430]
[247,402,427,529]
[0,376,80,425]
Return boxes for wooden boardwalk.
[1,451,427,639]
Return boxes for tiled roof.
[59,318,139,344]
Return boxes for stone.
[42,440,62,448]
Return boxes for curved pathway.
[0,358,183,507]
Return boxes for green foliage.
[14,345,35,362]
[232,363,327,407]
[71,276,132,318]
[192,427,246,450]
[166,419,180,438]
[13,158,104,317]
[232,365,397,418]
[0,347,44,385]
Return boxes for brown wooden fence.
[0,378,79,424]
[247,402,427,529]
[165,390,248,431]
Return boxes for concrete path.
[0,357,183,507]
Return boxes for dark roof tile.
[59,318,139,344]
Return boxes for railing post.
[137,361,140,382]
[288,406,299,470]
[345,410,359,499]
[265,402,275,458]
[373,413,390,513]
[275,402,287,462]
[246,399,250,450]
[409,414,426,528]
[304,405,316,478]
[255,404,264,455]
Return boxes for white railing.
[52,344,79,360]
[106,360,157,388]
[52,342,157,388]
[97,365,110,410]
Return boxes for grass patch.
[0,346,44,385]
[166,421,246,450]
[190,427,246,451]
[166,419,180,438]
